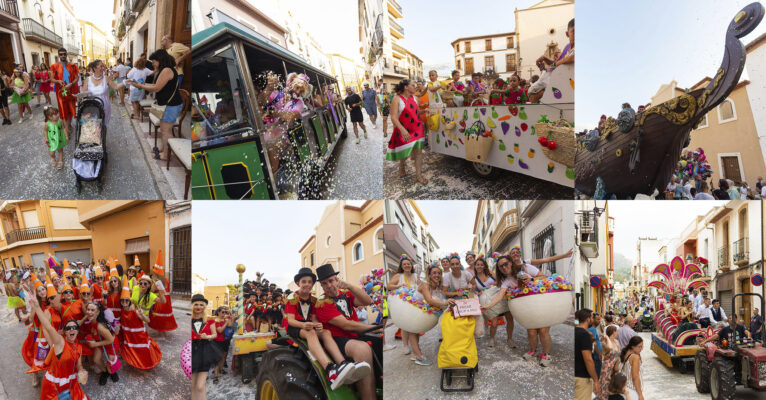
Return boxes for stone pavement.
[637,331,764,399]
[383,133,574,200]
[0,293,191,400]
[384,318,574,399]
[324,113,384,199]
[0,98,162,199]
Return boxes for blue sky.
[400,0,540,75]
[607,201,727,262]
[415,201,479,261]
[193,201,365,288]
[576,0,766,131]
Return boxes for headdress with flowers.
[399,254,412,262]
[448,252,461,260]
[465,251,476,258]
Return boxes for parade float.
[506,274,573,329]
[428,64,574,186]
[191,21,348,200]
[648,256,719,374]
[575,3,765,198]
[230,264,276,383]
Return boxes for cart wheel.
[445,370,452,386]
[467,369,474,387]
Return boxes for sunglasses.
[47,296,57,301]
[64,325,79,332]
[62,291,73,295]
[81,292,91,296]
[140,282,150,286]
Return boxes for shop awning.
[124,237,150,255]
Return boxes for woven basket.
[465,135,493,162]
[535,121,575,167]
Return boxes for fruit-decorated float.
[575,3,765,198]
[648,256,719,374]
[428,64,574,185]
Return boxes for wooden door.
[465,58,473,75]
[171,0,191,91]
[722,156,742,183]
[0,32,13,74]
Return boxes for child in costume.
[44,106,67,170]
[505,75,528,104]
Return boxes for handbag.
[224,325,234,340]
[102,342,122,374]
[149,69,179,120]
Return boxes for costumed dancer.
[91,267,105,307]
[191,294,221,400]
[385,255,421,360]
[105,262,123,324]
[21,277,59,388]
[25,294,89,400]
[132,268,167,327]
[148,250,177,331]
[79,302,120,385]
[117,276,162,369]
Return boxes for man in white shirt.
[709,299,728,328]
[698,297,713,327]
[617,316,638,349]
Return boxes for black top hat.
[191,293,208,304]
[294,267,317,283]
[316,264,338,282]
[285,289,293,296]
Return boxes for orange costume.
[78,318,120,358]
[22,305,60,368]
[28,341,89,400]
[120,308,162,369]
[105,292,122,322]
[49,61,79,121]
[148,251,177,331]
[60,299,84,324]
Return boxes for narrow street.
[0,99,161,199]
[638,332,764,400]
[0,293,191,400]
[324,115,384,199]
[384,319,574,400]
[383,139,574,200]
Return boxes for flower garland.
[505,274,573,300]
[392,286,443,316]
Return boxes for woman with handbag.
[116,278,162,370]
[24,292,89,400]
[211,306,234,384]
[79,302,120,385]
[126,49,183,161]
[385,79,428,185]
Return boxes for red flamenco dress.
[385,94,425,161]
[149,277,177,331]
[120,308,162,369]
[28,341,89,400]
[22,306,61,367]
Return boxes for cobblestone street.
[384,319,574,400]
[325,114,384,199]
[383,139,574,200]
[0,293,191,400]
[0,99,161,199]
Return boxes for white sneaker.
[403,346,411,355]
[383,344,397,351]
[355,138,360,144]
[18,118,23,124]
[347,361,371,383]
[539,353,551,367]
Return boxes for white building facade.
[452,33,517,83]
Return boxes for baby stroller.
[72,96,107,192]
[437,309,478,392]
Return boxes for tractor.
[254,324,384,400]
[694,293,766,400]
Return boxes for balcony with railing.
[718,246,730,270]
[389,17,404,38]
[6,226,47,245]
[131,0,148,13]
[22,18,62,47]
[392,41,407,58]
[732,237,749,266]
[124,0,137,25]
[65,42,79,56]
[387,0,402,18]
[490,209,518,250]
[0,0,19,20]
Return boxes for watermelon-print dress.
[385,94,425,161]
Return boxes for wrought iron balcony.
[124,0,137,25]
[65,43,79,56]
[490,209,518,250]
[718,246,729,269]
[22,18,62,47]
[6,226,47,245]
[732,237,749,266]
[0,0,19,19]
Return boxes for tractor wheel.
[241,353,255,384]
[255,346,324,400]
[694,349,711,393]
[711,357,737,400]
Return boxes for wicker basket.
[535,121,575,167]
